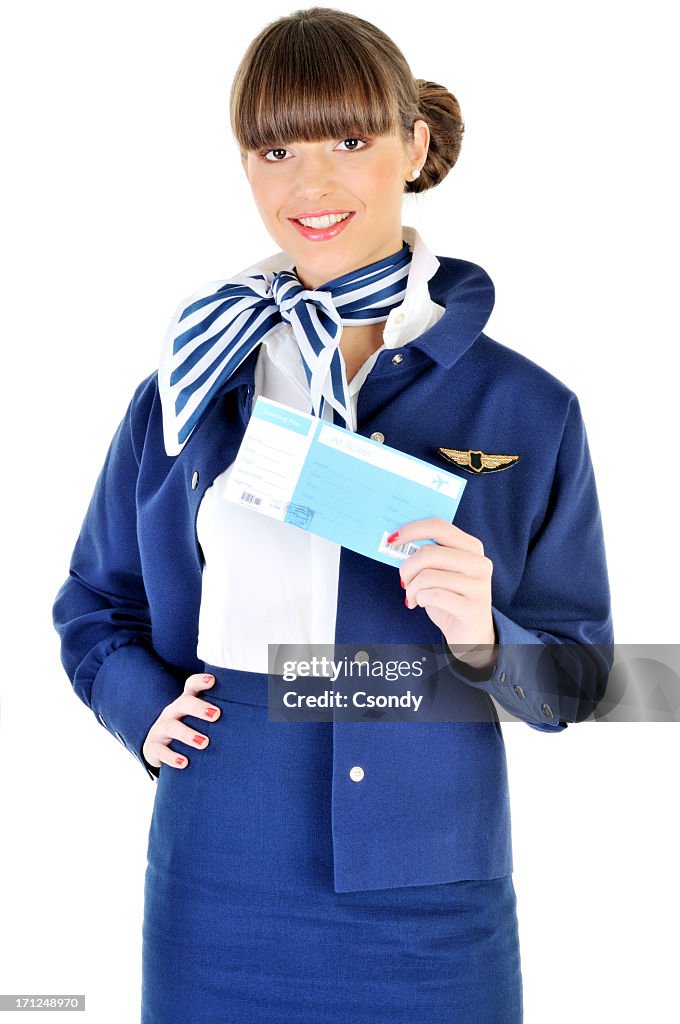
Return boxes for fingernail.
[387,531,400,544]
[404,596,410,608]
[192,735,206,745]
[205,707,218,718]
[203,674,214,683]
[400,578,406,589]
[175,756,185,766]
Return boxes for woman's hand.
[142,673,222,771]
[389,517,498,669]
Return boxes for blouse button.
[499,671,506,683]
[349,766,365,782]
[391,353,404,365]
[191,470,199,490]
[370,432,385,444]
[513,685,526,699]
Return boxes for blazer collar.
[411,253,496,369]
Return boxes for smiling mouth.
[291,211,354,228]
[288,210,356,241]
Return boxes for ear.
[240,151,250,183]
[410,119,430,168]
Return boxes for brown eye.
[336,137,368,152]
[263,148,290,162]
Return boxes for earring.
[411,168,421,179]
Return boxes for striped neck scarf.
[158,240,413,456]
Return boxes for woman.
[52,6,613,1023]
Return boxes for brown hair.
[229,7,465,193]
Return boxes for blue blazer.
[52,254,613,892]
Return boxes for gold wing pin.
[436,447,521,474]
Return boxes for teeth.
[297,212,351,228]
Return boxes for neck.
[294,230,406,292]
[340,322,386,383]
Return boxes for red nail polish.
[404,596,409,608]
[193,735,206,745]
[400,578,406,589]
[387,531,400,544]
[175,756,185,766]
[205,708,218,718]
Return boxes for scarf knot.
[159,240,413,456]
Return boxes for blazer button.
[349,766,365,782]
[499,671,506,683]
[391,353,404,365]
[513,685,526,699]
[370,431,385,443]
[541,703,555,719]
[191,470,200,490]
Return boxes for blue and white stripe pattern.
[158,241,413,455]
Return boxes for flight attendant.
[52,6,613,1023]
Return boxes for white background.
[1,1,678,1021]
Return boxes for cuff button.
[513,684,526,699]
[541,703,555,719]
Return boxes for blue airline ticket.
[222,397,467,566]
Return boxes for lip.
[288,210,356,242]
[291,208,354,218]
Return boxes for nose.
[293,150,335,200]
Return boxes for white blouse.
[196,225,446,672]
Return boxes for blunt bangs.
[230,20,405,153]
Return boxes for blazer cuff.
[90,642,186,781]
[444,606,570,732]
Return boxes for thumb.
[183,671,216,696]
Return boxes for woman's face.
[241,121,429,290]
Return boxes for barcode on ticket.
[240,491,262,505]
[377,531,420,561]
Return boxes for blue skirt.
[142,663,523,1023]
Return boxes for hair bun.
[408,80,465,193]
